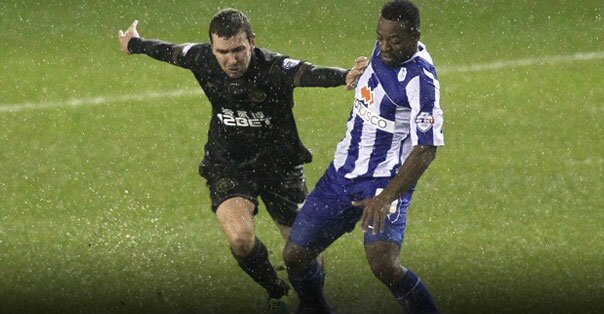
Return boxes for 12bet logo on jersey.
[217,109,273,127]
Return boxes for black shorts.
[199,161,308,226]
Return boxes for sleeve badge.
[415,112,435,132]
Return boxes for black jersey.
[129,38,322,169]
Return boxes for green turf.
[1,0,602,313]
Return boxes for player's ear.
[249,33,256,47]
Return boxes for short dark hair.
[381,0,420,33]
[209,8,254,42]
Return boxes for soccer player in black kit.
[118,8,367,314]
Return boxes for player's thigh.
[216,197,257,251]
[289,193,360,252]
[362,192,411,247]
[207,178,260,213]
[200,160,260,214]
[206,175,260,249]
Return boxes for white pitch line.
[0,89,202,113]
[440,50,604,73]
[1,50,603,113]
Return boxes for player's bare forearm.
[356,145,436,234]
[380,145,437,203]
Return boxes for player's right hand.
[118,20,140,54]
[353,194,390,235]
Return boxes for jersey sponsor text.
[353,99,395,133]
[217,110,272,127]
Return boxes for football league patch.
[415,112,435,132]
[282,58,301,69]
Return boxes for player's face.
[376,17,420,66]
[211,30,256,78]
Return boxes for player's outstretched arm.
[345,56,368,90]
[118,20,140,54]
[117,22,196,68]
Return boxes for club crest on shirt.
[216,178,236,193]
[415,112,435,132]
[398,68,407,82]
[249,89,267,102]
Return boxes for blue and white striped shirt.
[332,41,444,179]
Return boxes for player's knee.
[283,242,311,269]
[368,257,403,285]
[229,233,256,257]
[282,243,300,267]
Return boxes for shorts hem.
[212,194,259,214]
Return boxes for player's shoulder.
[256,47,304,71]
[255,47,284,64]
[177,42,211,56]
[407,43,437,79]
[171,42,213,70]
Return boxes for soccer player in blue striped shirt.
[283,1,442,313]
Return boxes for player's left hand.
[352,195,391,235]
[345,56,369,90]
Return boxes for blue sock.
[390,269,438,313]
[288,259,327,307]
